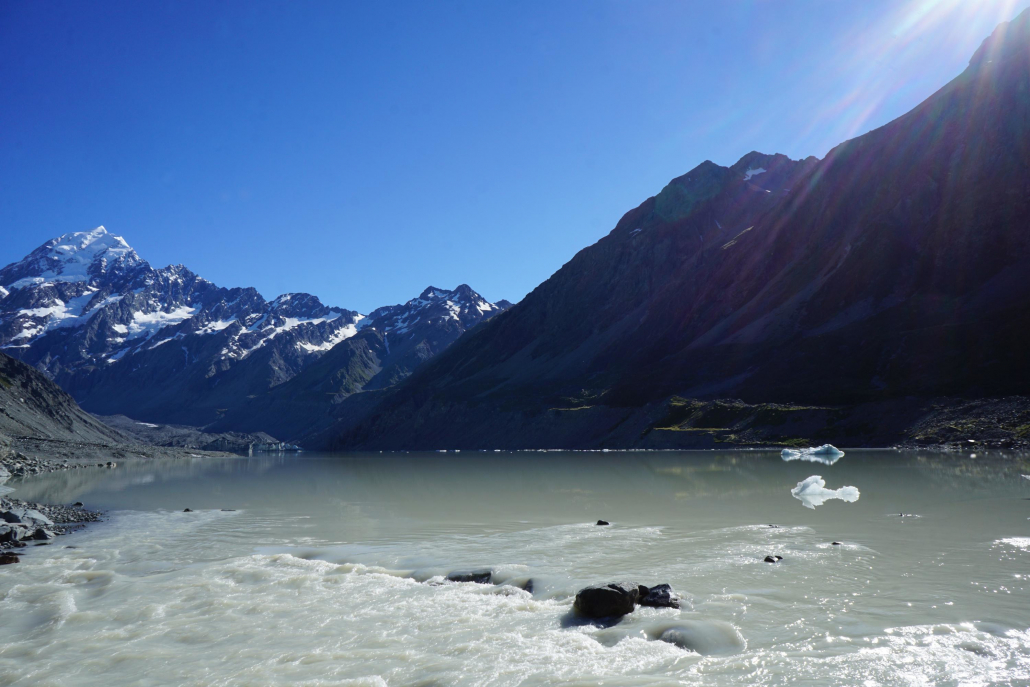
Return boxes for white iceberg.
[791,475,860,509]
[781,444,845,465]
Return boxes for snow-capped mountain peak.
[0,226,143,291]
[367,284,506,336]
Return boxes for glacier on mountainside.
[791,475,860,509]
[743,167,766,181]
[781,444,845,465]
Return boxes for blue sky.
[2,0,1028,312]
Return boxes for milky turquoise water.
[1,450,1029,686]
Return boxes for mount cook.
[0,228,509,432]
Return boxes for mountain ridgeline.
[320,9,1030,450]
[3,11,1030,451]
[0,230,509,435]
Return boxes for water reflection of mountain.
[8,455,287,504]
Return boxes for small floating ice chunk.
[780,444,845,465]
[791,475,860,509]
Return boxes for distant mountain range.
[3,10,1029,451]
[0,228,509,432]
[318,8,1030,450]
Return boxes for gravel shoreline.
[0,440,236,565]
[0,456,105,564]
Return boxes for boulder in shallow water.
[764,555,783,563]
[638,584,680,609]
[21,509,54,526]
[0,525,23,543]
[596,520,610,526]
[656,620,746,655]
[446,569,492,584]
[29,528,54,540]
[574,582,641,618]
[0,552,18,565]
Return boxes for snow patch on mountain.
[124,306,198,340]
[296,322,361,353]
[743,167,767,181]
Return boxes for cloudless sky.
[2,0,1029,312]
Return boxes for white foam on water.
[3,454,1030,687]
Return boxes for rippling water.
[2,450,1029,686]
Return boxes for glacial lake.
[2,450,1029,686]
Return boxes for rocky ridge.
[1,229,508,430]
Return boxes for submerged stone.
[446,569,492,584]
[656,620,746,655]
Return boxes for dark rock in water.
[639,583,681,609]
[0,553,18,565]
[221,509,236,512]
[183,508,193,513]
[574,582,641,618]
[519,579,534,594]
[764,555,783,563]
[446,569,492,584]
[73,502,83,507]
[832,541,842,546]
[596,520,610,526]
[29,528,54,540]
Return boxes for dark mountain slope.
[325,10,1030,450]
[0,352,125,444]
